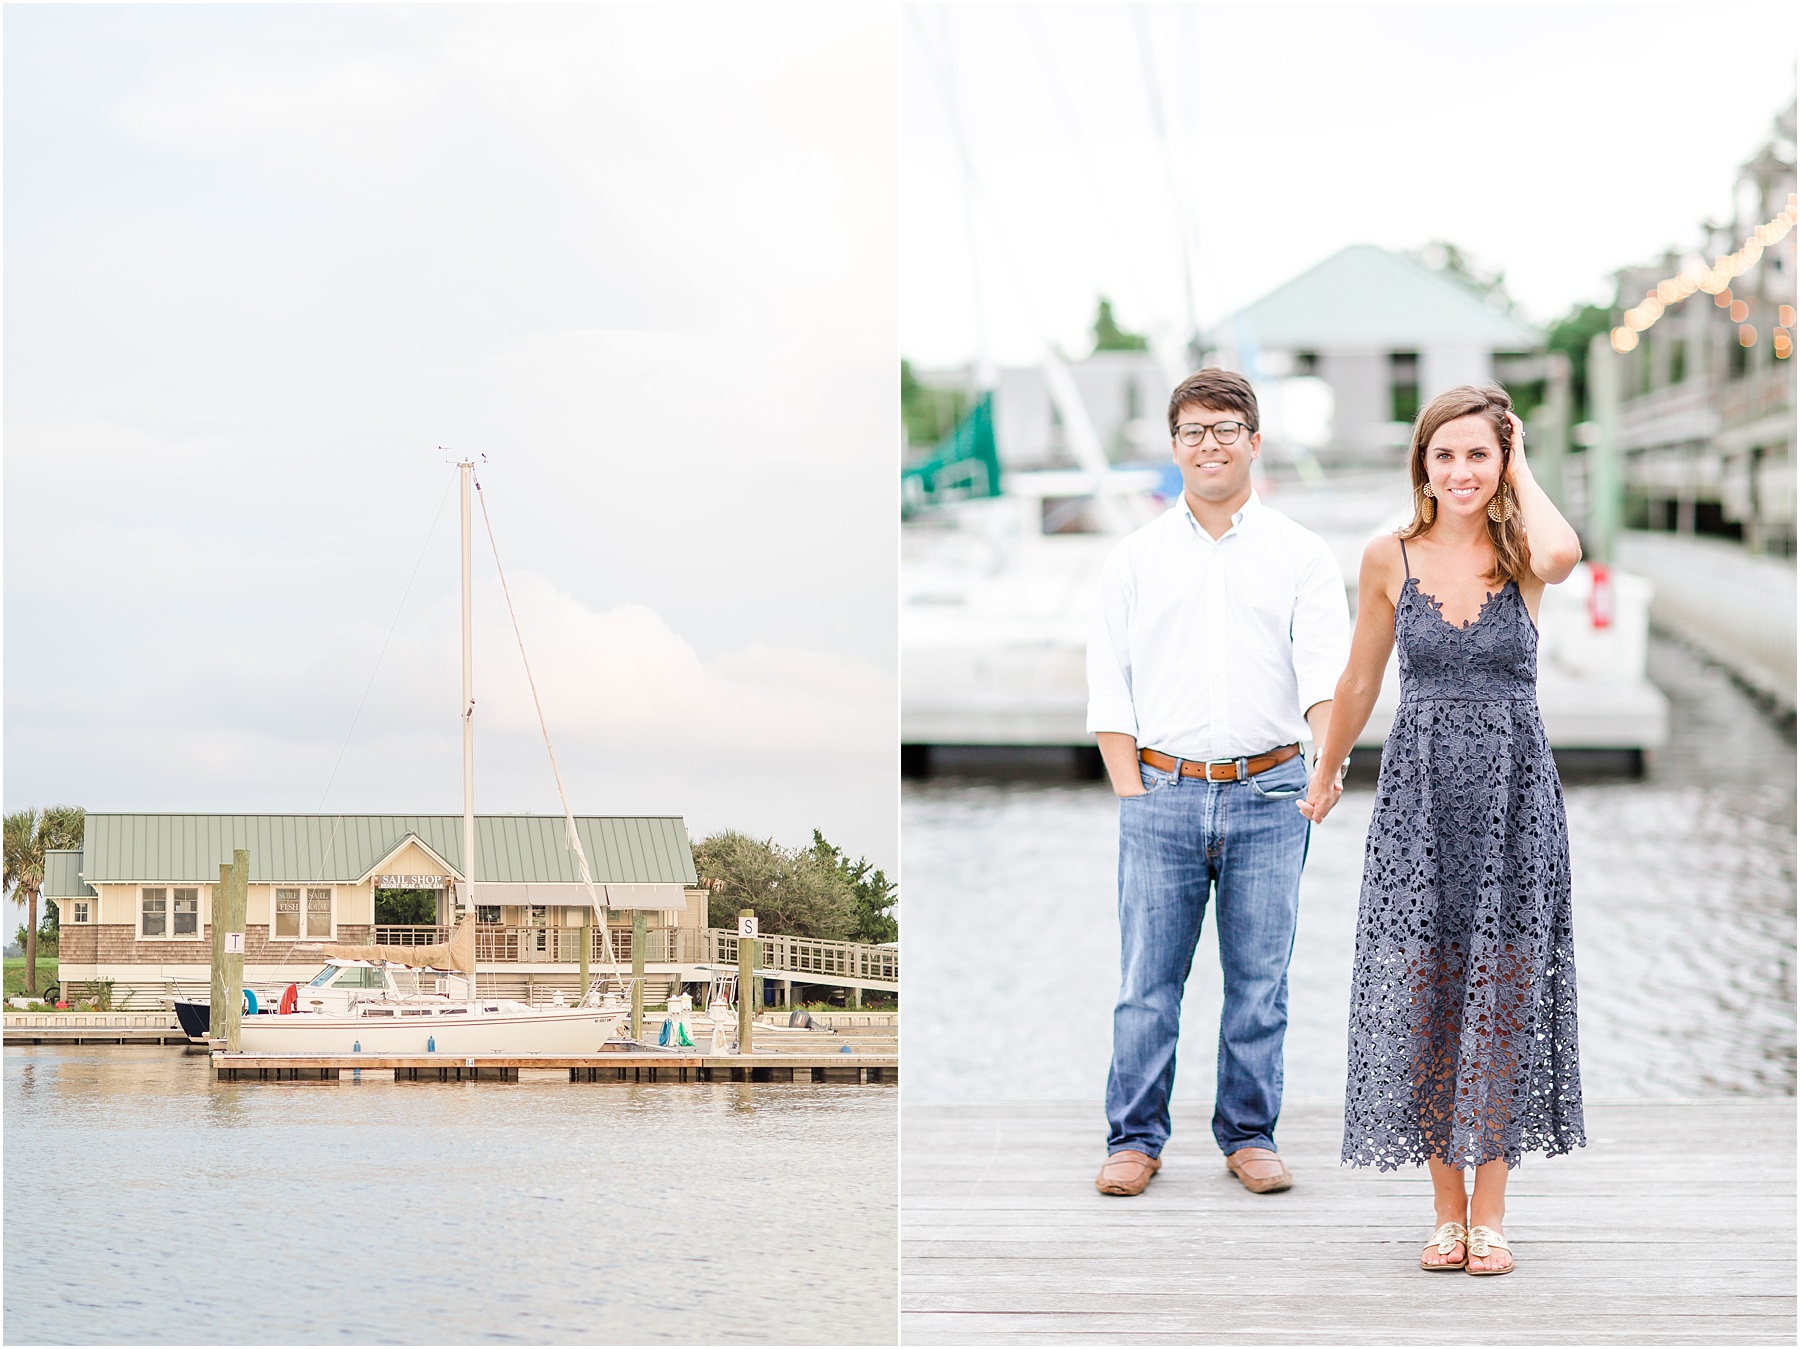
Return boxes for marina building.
[1215,243,1545,470]
[46,813,705,1006]
[1608,110,1796,557]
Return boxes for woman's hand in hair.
[1504,412,1530,487]
[1503,409,1584,583]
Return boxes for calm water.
[905,635,1796,1103]
[3,1050,895,1345]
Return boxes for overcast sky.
[4,4,899,925]
[902,1,1798,366]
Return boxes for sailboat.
[238,460,631,1055]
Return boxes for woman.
[1299,384,1586,1276]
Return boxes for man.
[1087,368,1349,1197]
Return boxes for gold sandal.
[1466,1225,1514,1276]
[1420,1221,1468,1271]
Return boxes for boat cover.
[321,916,475,980]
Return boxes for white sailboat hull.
[237,1007,628,1055]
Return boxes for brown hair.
[1399,384,1530,585]
[1167,368,1259,435]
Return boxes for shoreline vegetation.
[6,957,59,1001]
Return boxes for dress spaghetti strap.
[1398,536,1412,579]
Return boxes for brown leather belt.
[1139,744,1302,782]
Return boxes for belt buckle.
[1204,757,1240,782]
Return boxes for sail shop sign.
[375,875,450,888]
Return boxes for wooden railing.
[369,924,898,988]
[713,930,899,989]
[372,925,710,965]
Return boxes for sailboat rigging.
[237,458,632,1053]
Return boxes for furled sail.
[321,915,475,980]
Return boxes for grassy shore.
[5,956,59,999]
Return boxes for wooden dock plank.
[901,1099,1795,1345]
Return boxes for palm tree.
[4,806,84,998]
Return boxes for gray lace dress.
[1343,539,1585,1171]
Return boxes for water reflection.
[903,635,1795,1102]
[4,1049,896,1345]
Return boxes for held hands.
[1296,761,1342,824]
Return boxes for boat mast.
[459,459,476,990]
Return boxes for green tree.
[374,888,439,925]
[3,805,84,997]
[808,830,897,944]
[1546,302,1616,422]
[901,359,971,449]
[692,830,859,940]
[1092,297,1149,351]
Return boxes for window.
[1668,338,1687,386]
[274,887,333,938]
[476,905,501,924]
[72,901,89,924]
[140,887,196,937]
[1389,352,1420,423]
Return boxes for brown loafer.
[1095,1149,1161,1196]
[1225,1147,1292,1193]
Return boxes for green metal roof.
[1222,244,1543,350]
[74,815,698,886]
[44,850,96,899]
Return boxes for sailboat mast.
[459,460,476,962]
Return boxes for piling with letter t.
[221,849,248,1051]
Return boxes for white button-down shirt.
[1086,492,1350,761]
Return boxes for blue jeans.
[1105,753,1311,1159]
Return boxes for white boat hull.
[237,1007,627,1055]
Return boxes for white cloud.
[458,574,896,757]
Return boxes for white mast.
[458,460,476,982]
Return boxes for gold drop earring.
[1417,485,1436,525]
[1488,485,1514,523]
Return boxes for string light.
[1611,193,1798,353]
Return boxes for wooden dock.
[214,1049,895,1084]
[903,1098,1795,1345]
[4,1012,186,1046]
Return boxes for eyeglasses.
[1175,420,1250,447]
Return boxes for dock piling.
[630,909,645,1041]
[221,849,248,1052]
[738,909,755,1054]
[211,863,230,1038]
[579,919,590,1010]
